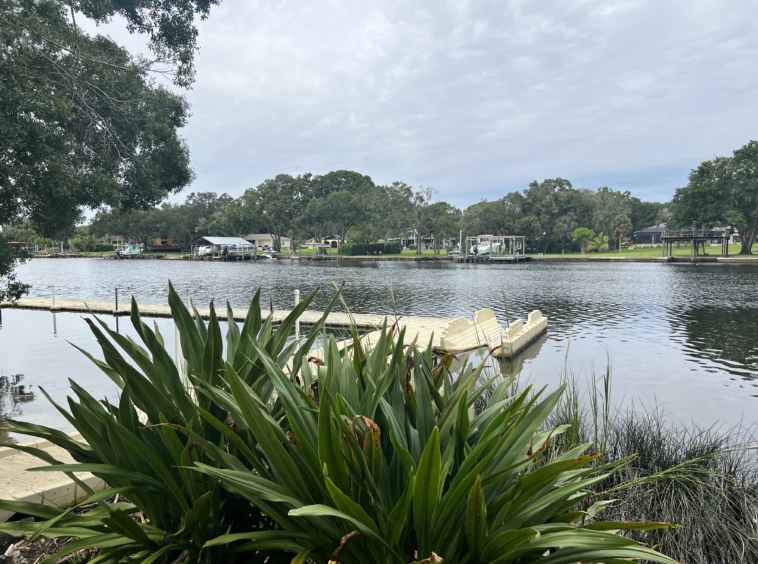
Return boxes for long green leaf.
[413,426,440,559]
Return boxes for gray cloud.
[87,0,758,206]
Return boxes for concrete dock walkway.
[2,296,451,332]
[0,435,107,522]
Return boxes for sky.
[83,0,758,207]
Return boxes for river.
[1,258,757,437]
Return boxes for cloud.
[84,0,758,206]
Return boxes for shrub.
[0,287,677,564]
[87,244,115,252]
[384,242,402,254]
[340,243,401,255]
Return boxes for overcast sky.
[86,0,758,207]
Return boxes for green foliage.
[610,214,633,250]
[571,227,595,254]
[340,242,402,255]
[1,1,194,238]
[1,0,207,295]
[188,322,676,564]
[521,178,573,252]
[462,194,524,237]
[300,190,366,245]
[551,369,758,564]
[672,140,758,254]
[89,193,239,250]
[411,187,436,255]
[427,201,462,255]
[0,232,30,303]
[74,0,221,88]
[0,286,678,564]
[587,232,610,253]
[385,242,403,254]
[243,174,314,251]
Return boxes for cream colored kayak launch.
[438,308,548,358]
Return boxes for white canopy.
[199,237,253,246]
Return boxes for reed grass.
[544,361,758,564]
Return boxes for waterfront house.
[323,235,341,248]
[632,223,667,246]
[147,236,181,252]
[243,233,292,250]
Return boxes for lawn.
[538,243,757,258]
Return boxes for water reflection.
[449,334,548,381]
[671,306,758,380]
[0,373,36,443]
[497,334,548,378]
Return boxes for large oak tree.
[0,0,218,300]
[672,140,758,254]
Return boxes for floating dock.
[1,297,451,331]
[3,298,545,359]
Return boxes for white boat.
[469,241,501,256]
[115,244,141,258]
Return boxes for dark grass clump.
[598,407,758,564]
[545,365,758,564]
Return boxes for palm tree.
[587,231,609,252]
[611,214,633,251]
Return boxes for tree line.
[81,172,669,255]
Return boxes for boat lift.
[463,235,527,263]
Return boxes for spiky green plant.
[0,282,341,564]
[186,324,678,563]
[0,284,678,564]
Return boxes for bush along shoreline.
[0,283,683,564]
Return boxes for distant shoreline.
[26,254,758,264]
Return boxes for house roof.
[634,223,667,234]
[243,233,291,241]
[199,236,253,246]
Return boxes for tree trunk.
[738,221,757,254]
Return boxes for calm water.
[1,258,757,436]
